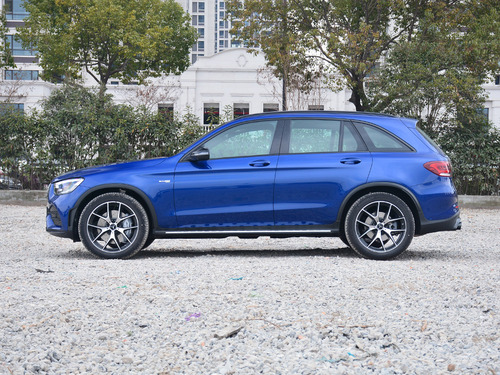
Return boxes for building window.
[192,54,198,64]
[263,103,279,112]
[479,108,489,120]
[198,28,204,38]
[192,1,198,12]
[204,103,220,125]
[308,105,324,111]
[4,0,29,20]
[198,15,205,25]
[4,70,39,80]
[219,1,225,9]
[192,15,197,26]
[233,103,249,118]
[0,103,24,114]
[5,35,37,56]
[198,41,204,51]
[198,2,205,12]
[158,103,174,120]
[495,76,500,85]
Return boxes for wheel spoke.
[116,213,136,224]
[361,208,377,223]
[359,226,376,238]
[91,228,109,244]
[107,202,113,222]
[383,204,393,222]
[91,212,110,224]
[117,228,133,244]
[88,223,105,230]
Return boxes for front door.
[174,120,281,228]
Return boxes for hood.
[52,157,168,182]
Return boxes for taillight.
[424,161,452,177]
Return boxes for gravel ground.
[0,205,498,375]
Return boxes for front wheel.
[345,193,415,260]
[78,193,149,259]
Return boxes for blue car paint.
[46,111,460,244]
[274,151,373,225]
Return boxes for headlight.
[54,178,84,195]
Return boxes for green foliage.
[0,10,15,69]
[369,0,500,131]
[230,0,500,115]
[227,0,319,110]
[0,85,205,189]
[18,0,198,88]
[438,128,500,196]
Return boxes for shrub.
[0,85,205,189]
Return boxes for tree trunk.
[282,73,287,111]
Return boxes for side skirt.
[154,225,340,239]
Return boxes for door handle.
[249,160,271,167]
[340,158,361,165]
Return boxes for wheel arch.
[69,184,158,241]
[337,183,424,235]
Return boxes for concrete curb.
[0,190,499,209]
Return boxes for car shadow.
[136,246,356,259]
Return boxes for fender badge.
[159,180,171,183]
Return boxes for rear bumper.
[418,211,462,235]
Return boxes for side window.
[355,122,413,152]
[289,120,341,153]
[204,121,278,159]
[342,124,364,152]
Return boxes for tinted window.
[356,122,412,152]
[342,124,362,152]
[204,121,277,159]
[289,120,341,153]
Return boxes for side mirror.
[189,148,210,162]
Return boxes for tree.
[229,0,500,114]
[227,0,319,110]
[368,0,500,131]
[18,0,198,94]
[0,10,15,70]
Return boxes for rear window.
[355,122,413,152]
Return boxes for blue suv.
[46,111,461,260]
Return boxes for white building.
[1,0,499,129]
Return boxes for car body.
[46,111,461,259]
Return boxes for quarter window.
[204,121,277,159]
[355,122,412,152]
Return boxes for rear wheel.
[78,193,149,259]
[345,192,415,260]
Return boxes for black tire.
[339,229,350,248]
[344,192,415,260]
[142,236,155,250]
[78,192,149,259]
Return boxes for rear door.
[274,118,372,226]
